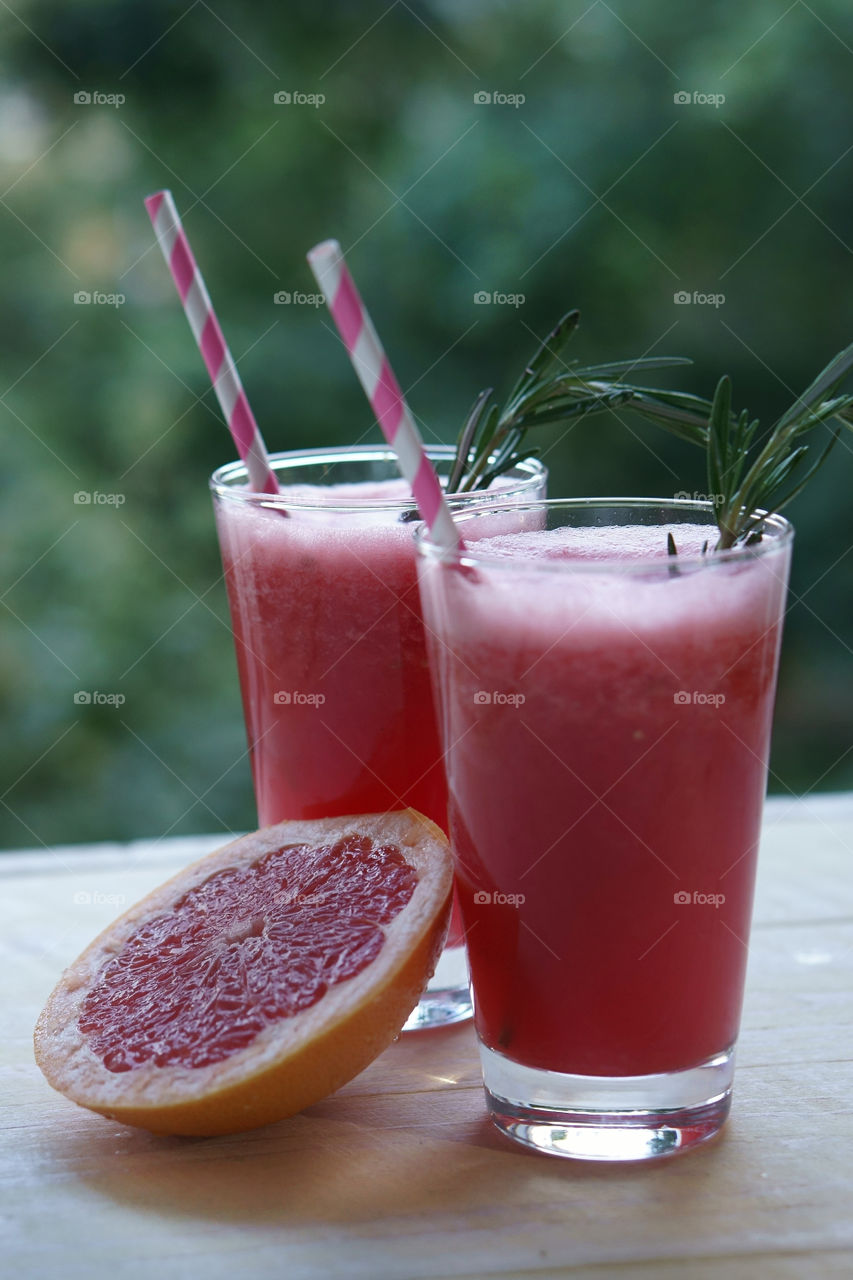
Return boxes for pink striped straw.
[145,190,279,495]
[306,239,462,553]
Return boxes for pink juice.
[214,479,448,830]
[418,520,792,1077]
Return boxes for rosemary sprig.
[449,310,853,552]
[445,311,714,494]
[695,341,853,548]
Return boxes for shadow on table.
[52,1024,730,1227]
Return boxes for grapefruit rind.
[34,810,452,1136]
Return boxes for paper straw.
[306,239,462,553]
[145,190,279,495]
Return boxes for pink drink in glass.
[416,500,792,1155]
[216,480,445,829]
[210,447,545,1029]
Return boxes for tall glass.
[210,446,546,1030]
[416,498,792,1155]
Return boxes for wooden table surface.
[2,796,852,1279]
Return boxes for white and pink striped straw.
[306,239,462,553]
[145,190,279,495]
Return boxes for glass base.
[402,943,472,1032]
[481,1043,734,1161]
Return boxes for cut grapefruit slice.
[35,810,452,1136]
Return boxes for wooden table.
[2,797,852,1278]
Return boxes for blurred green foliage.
[2,1,852,848]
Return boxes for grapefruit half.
[35,810,452,1136]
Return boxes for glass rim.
[209,445,546,512]
[414,497,794,575]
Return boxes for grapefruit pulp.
[35,811,452,1136]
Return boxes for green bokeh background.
[2,1,852,848]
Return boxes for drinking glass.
[416,497,792,1153]
[210,446,546,1030]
